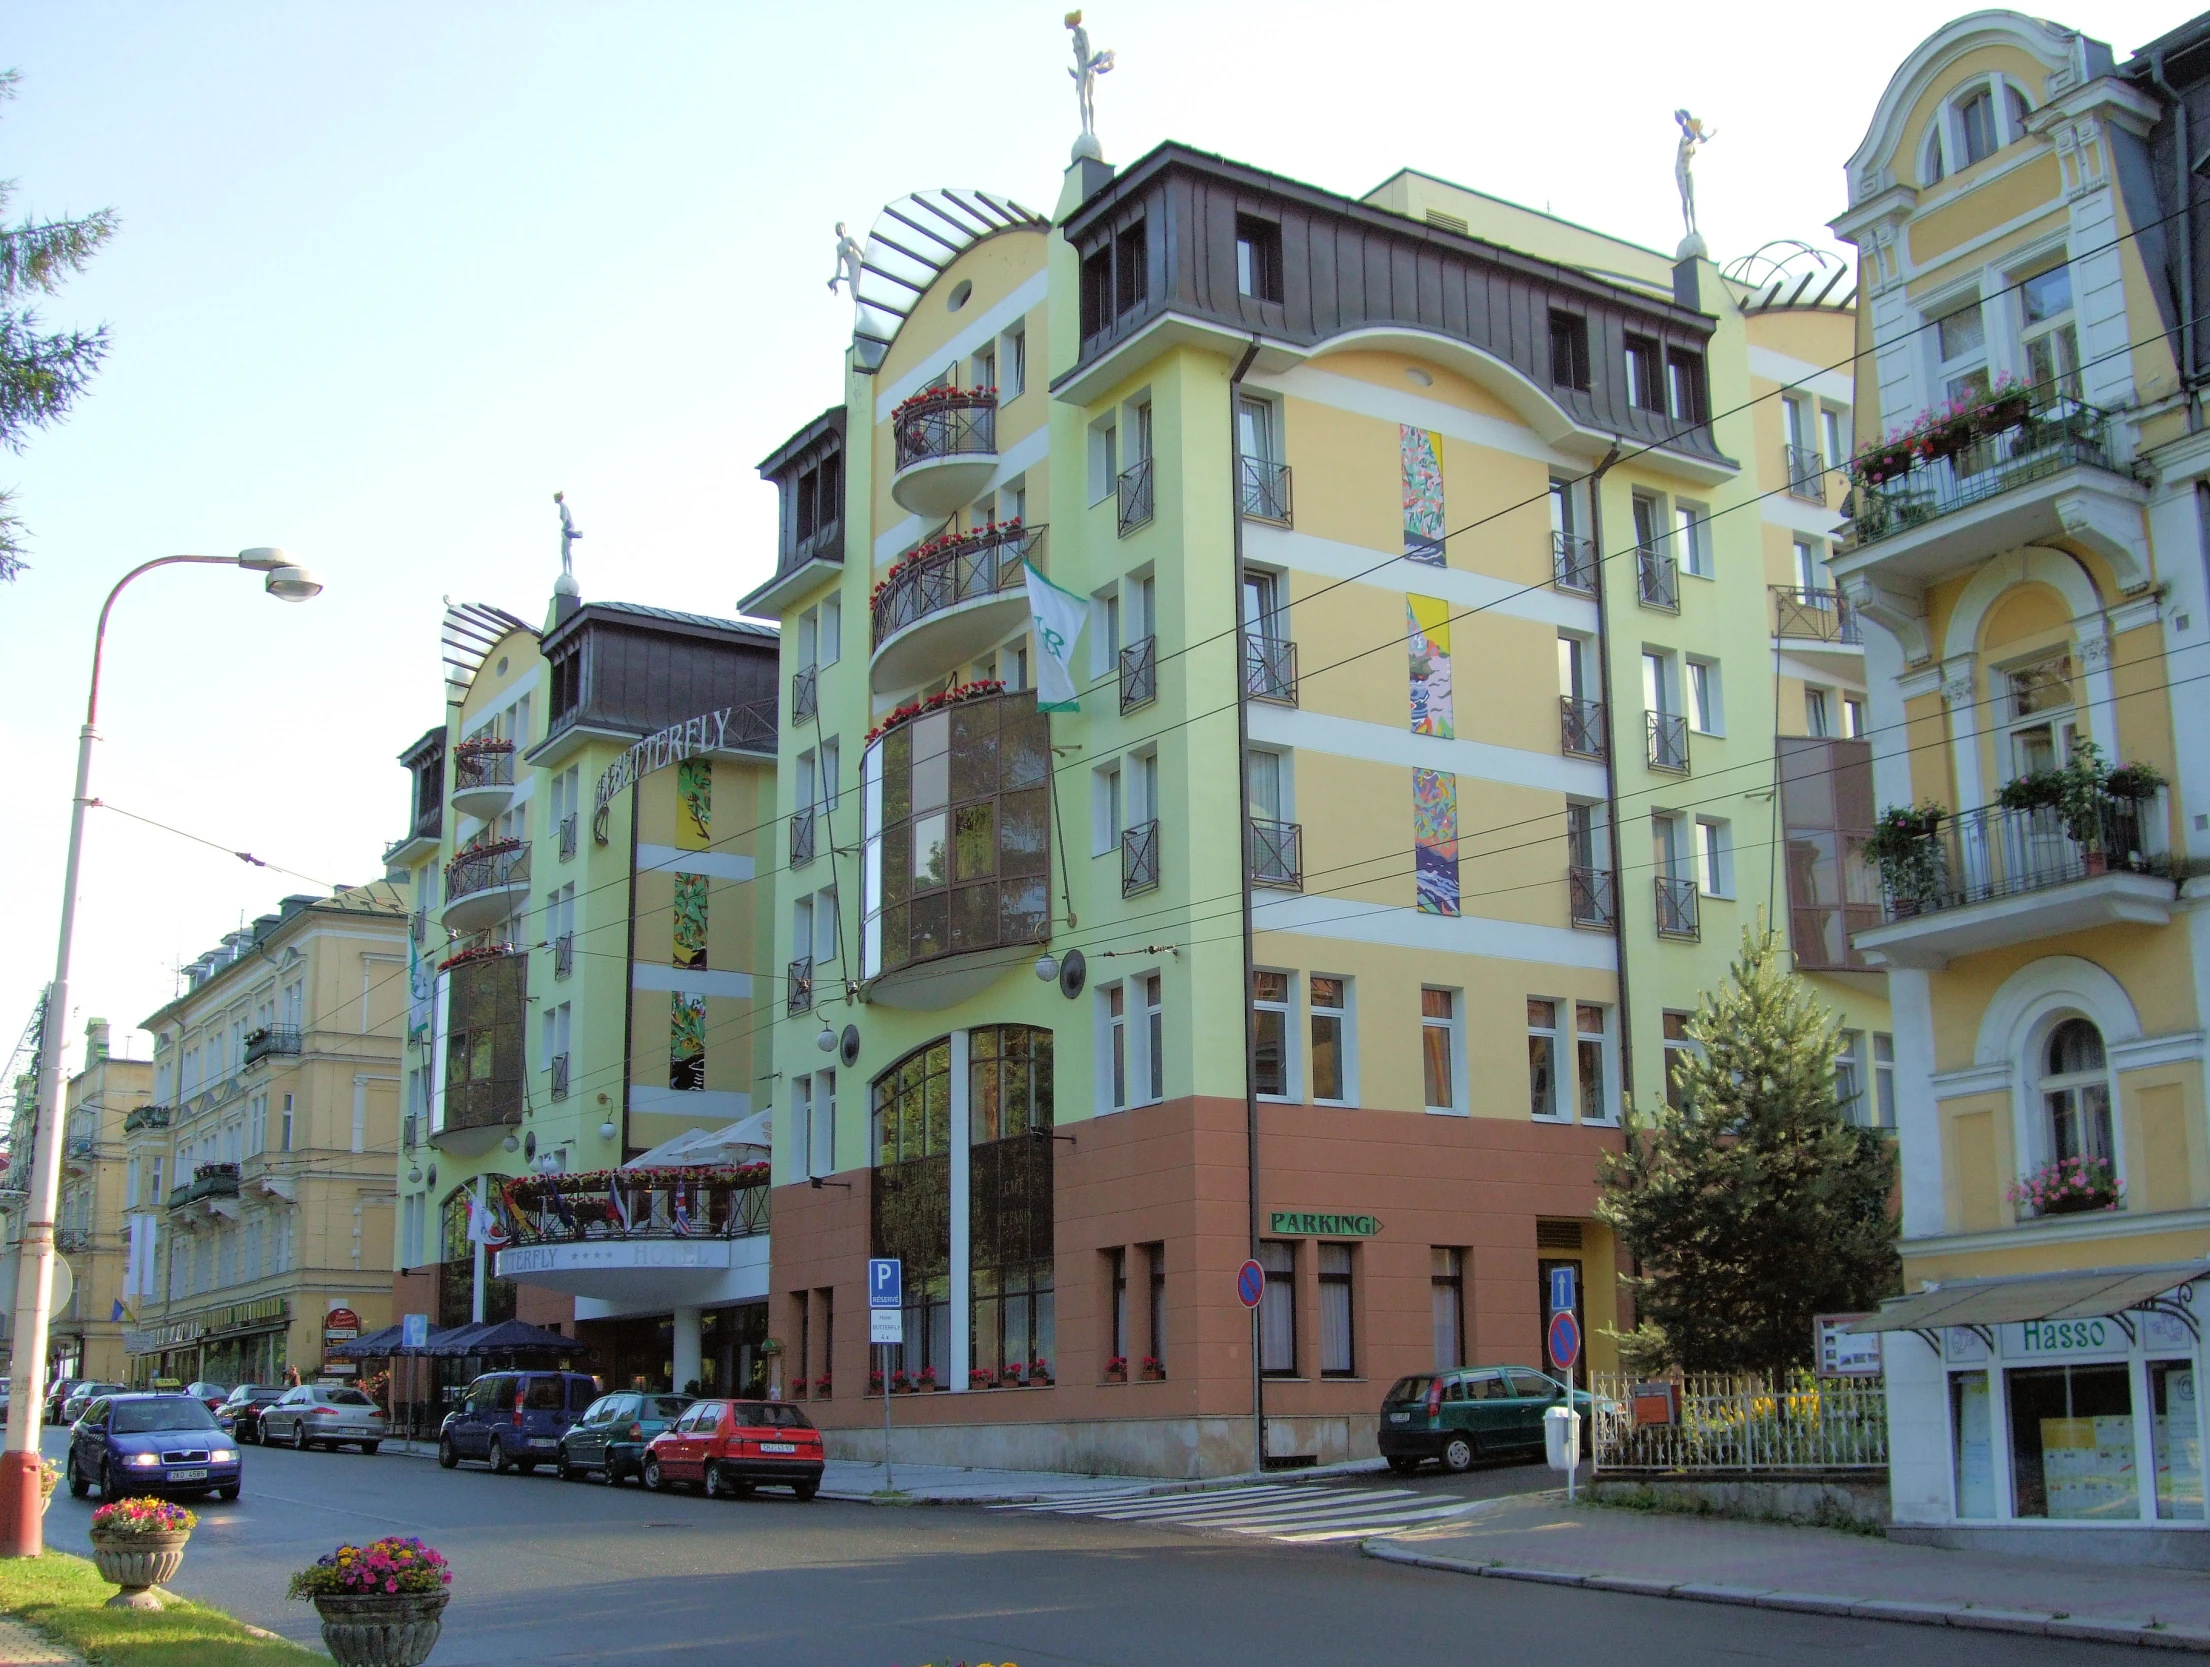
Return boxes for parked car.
[64,1392,240,1501]
[217,1385,287,1444]
[61,1382,129,1425]
[641,1399,823,1500]
[556,1391,692,1485]
[44,1378,84,1423]
[260,1384,388,1453]
[438,1370,599,1474]
[1377,1366,1605,1474]
[183,1380,230,1414]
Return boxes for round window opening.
[947,280,973,313]
[496,655,509,675]
[1405,366,1434,387]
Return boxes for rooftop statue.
[827,220,864,298]
[1066,11,1115,162]
[1674,110,1716,259]
[554,491,583,591]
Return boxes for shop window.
[971,1026,1055,1386]
[869,1039,953,1382]
[1258,1241,1297,1376]
[2040,1017,2113,1166]
[2151,1360,2204,1521]
[1318,1244,1356,1377]
[1951,1371,1996,1517]
[2007,1362,2138,1519]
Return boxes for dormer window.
[1921,78,2035,187]
[1957,88,1997,168]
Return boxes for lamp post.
[0,549,321,1557]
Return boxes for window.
[1804,686,1832,737]
[1844,696,1867,739]
[972,345,996,392]
[1934,298,1990,405]
[1431,1248,1465,1371]
[280,1093,294,1152]
[1093,587,1121,677]
[1309,976,1350,1105]
[1235,215,1283,303]
[1109,1247,1128,1361]
[1836,1029,1866,1124]
[1258,1241,1297,1375]
[1547,311,1590,391]
[247,1093,267,1157]
[1575,1004,1613,1123]
[1114,221,1148,315]
[1318,1244,1355,1377]
[2007,1362,2137,1520]
[1696,818,1732,898]
[1088,415,1118,504]
[820,599,841,667]
[1958,86,1996,168]
[812,1070,836,1174]
[1004,326,1026,398]
[1642,649,1677,716]
[1674,502,1711,576]
[2019,263,2081,401]
[1247,745,1285,822]
[871,1038,952,1165]
[1922,123,1948,187]
[1624,336,1661,408]
[1665,350,1706,423]
[1143,974,1164,1103]
[1080,247,1112,338]
[2003,651,2077,781]
[1663,1011,1695,1109]
[1687,658,1722,734]
[1783,393,1810,454]
[1252,971,1291,1100]
[1873,1032,1896,1129]
[2040,1017,2113,1166]
[1821,407,1847,469]
[1092,761,1122,855]
[1421,988,1459,1113]
[1104,982,1128,1112]
[1528,1000,1562,1120]
[1146,1242,1167,1369]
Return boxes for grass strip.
[0,1548,316,1666]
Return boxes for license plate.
[760,1442,797,1454]
[530,1437,556,1448]
[168,1468,209,1481]
[1388,1412,1410,1423]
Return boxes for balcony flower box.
[1866,801,1948,914]
[2105,762,2167,802]
[970,1367,997,1390]
[863,678,1007,746]
[1104,1356,1127,1384]
[870,520,1024,607]
[1140,1357,1165,1382]
[891,383,997,425]
[2010,1156,2125,1219]
[1027,1357,1053,1388]
[915,1367,939,1392]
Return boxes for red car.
[640,1398,823,1500]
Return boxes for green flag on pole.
[1024,559,1089,713]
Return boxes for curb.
[1360,1542,2210,1652]
[819,1458,1400,1509]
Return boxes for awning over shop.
[429,1319,582,1358]
[1848,1261,2210,1333]
[328,1324,458,1360]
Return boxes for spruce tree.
[1596,927,1899,1378]
[0,68,117,580]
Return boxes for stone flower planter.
[88,1530,189,1610]
[313,1589,452,1667]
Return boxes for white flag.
[1023,561,1089,713]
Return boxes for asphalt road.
[36,1431,2138,1667]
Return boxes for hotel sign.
[593,708,739,811]
[1267,1211,1383,1238]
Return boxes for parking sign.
[868,1258,903,1310]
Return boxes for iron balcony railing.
[1655,874,1701,939]
[1250,818,1303,890]
[1122,818,1160,896]
[403,1113,418,1152]
[892,388,997,473]
[445,837,530,905]
[553,933,574,980]
[500,1169,771,1250]
[870,522,1042,651]
[550,1053,569,1100]
[1560,696,1605,759]
[1637,545,1678,611]
[558,813,578,862]
[1119,635,1157,713]
[55,1228,89,1255]
[791,664,818,723]
[1877,795,2169,922]
[243,1025,301,1066]
[1244,634,1298,706]
[1646,711,1689,773]
[1117,454,1155,536]
[123,1105,172,1135]
[1848,397,2122,548]
[787,956,814,1016]
[1782,444,1828,502]
[1569,866,1617,929]
[1552,532,1598,595]
[1237,456,1292,525]
[789,806,817,869]
[453,737,515,793]
[168,1162,241,1210]
[1771,585,1861,644]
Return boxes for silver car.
[61,1382,128,1424]
[259,1384,388,1453]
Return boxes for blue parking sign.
[1549,1264,1577,1316]
[868,1258,903,1310]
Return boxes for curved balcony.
[870,523,1042,692]
[450,738,516,821]
[493,1166,769,1305]
[890,388,998,519]
[442,837,531,934]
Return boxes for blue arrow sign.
[1549,1263,1577,1316]
[868,1258,903,1310]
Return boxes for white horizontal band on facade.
[1762,492,1850,539]
[1252,892,1619,973]
[630,964,754,1000]
[873,268,1049,422]
[627,1085,753,1119]
[1244,523,1601,633]
[1745,346,1854,405]
[1249,702,1610,799]
[1247,363,1578,472]
[636,844,756,883]
[872,421,1052,568]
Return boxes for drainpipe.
[2150,50,2200,430]
[1584,444,1635,1108]
[1229,333,1264,1476]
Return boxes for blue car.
[66,1392,241,1502]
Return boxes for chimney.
[84,1019,109,1065]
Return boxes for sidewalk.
[820,1455,1389,1504]
[0,1617,82,1665]
[1366,1492,2210,1651]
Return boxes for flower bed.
[2010,1155,2125,1217]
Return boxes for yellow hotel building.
[747,116,1888,1473]
[1834,12,2210,1561]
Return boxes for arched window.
[2040,1017,2112,1164]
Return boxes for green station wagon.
[1377,1365,1599,1473]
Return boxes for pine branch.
[0,206,118,300]
[0,310,109,452]
[0,485,23,581]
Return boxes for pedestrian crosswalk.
[990,1480,1481,1545]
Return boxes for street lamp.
[0,549,320,1558]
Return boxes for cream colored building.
[53,1019,151,1385]
[124,888,408,1387]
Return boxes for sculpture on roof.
[827,221,864,298]
[1674,110,1716,259]
[1066,11,1115,163]
[554,491,583,588]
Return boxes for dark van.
[438,1370,600,1474]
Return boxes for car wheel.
[99,1460,122,1500]
[556,1449,575,1482]
[217,1483,240,1501]
[1386,1456,1421,1475]
[488,1437,511,1475]
[437,1435,459,1470]
[599,1456,623,1486]
[641,1455,664,1492]
[66,1452,88,1499]
[360,1442,379,1456]
[793,1478,819,1501]
[703,1462,727,1500]
[292,1422,309,1452]
[1442,1434,1478,1474]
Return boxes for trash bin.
[1544,1403,1580,1472]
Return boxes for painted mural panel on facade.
[678,758,712,851]
[1408,594,1455,738]
[1400,424,1445,564]
[1413,767,1460,917]
[673,873,708,970]
[670,992,706,1090]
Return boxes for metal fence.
[1560,696,1605,759]
[1117,454,1154,535]
[1591,1371,1887,1473]
[1119,635,1157,712]
[1552,532,1597,594]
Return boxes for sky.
[0,0,2195,1078]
